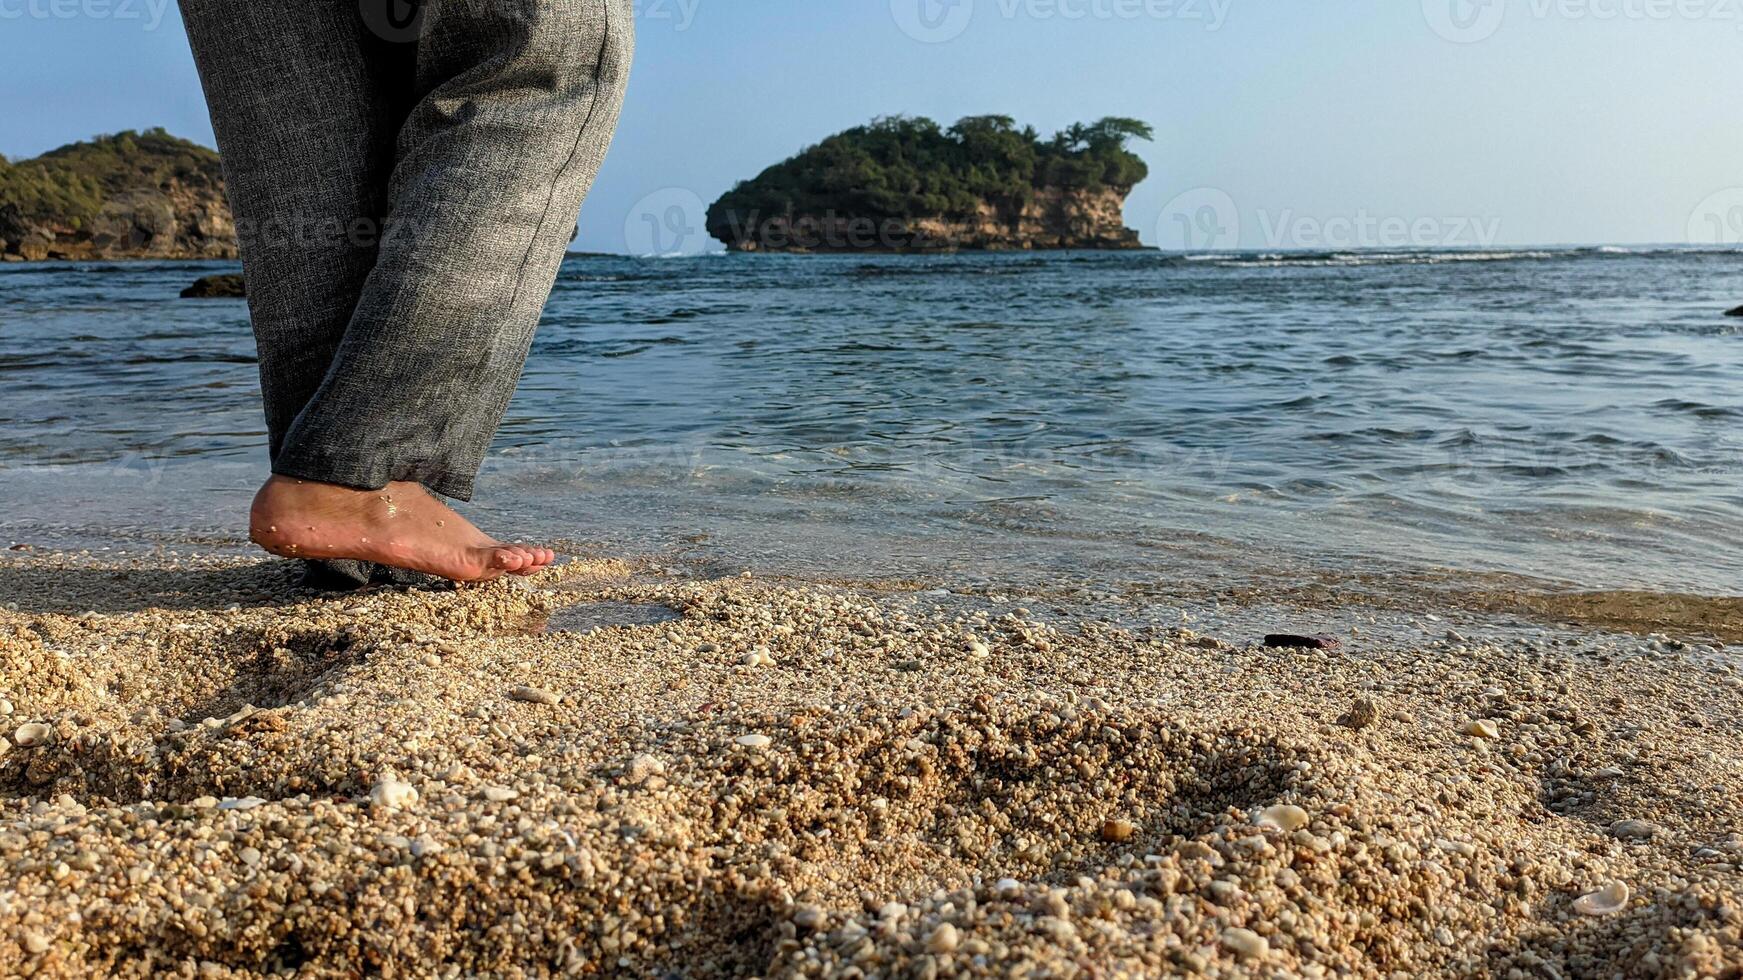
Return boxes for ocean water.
[1,248,1740,596]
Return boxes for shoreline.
[2,546,1739,976]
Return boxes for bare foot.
[249,476,556,583]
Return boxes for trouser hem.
[269,455,476,502]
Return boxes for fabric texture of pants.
[179,0,633,503]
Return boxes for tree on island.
[705,115,1153,249]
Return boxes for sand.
[1,547,1740,978]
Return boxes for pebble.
[735,733,772,749]
[967,640,990,659]
[1100,818,1138,842]
[369,774,418,810]
[926,923,960,954]
[483,786,519,802]
[0,698,12,716]
[1463,719,1500,739]
[995,878,1022,898]
[1573,881,1630,916]
[793,904,826,931]
[508,685,561,706]
[1254,804,1310,832]
[219,797,267,811]
[625,753,667,784]
[12,722,50,748]
[238,846,261,867]
[1608,819,1659,840]
[1220,927,1268,959]
[1338,698,1380,730]
[741,647,776,667]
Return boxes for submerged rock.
[180,274,246,298]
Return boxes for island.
[705,115,1153,253]
[0,129,236,262]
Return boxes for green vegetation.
[0,128,222,229]
[706,115,1151,244]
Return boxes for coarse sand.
[1,549,1740,977]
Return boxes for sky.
[2,0,1739,253]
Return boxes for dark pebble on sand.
[1264,634,1341,651]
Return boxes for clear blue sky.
[2,1,1738,252]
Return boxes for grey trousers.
[179,0,632,503]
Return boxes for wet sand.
[1,548,1740,977]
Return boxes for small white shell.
[12,722,50,748]
[1254,804,1310,832]
[735,733,772,749]
[1573,880,1630,916]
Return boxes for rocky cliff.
[707,115,1152,253]
[0,129,236,262]
[718,186,1142,253]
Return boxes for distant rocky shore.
[0,129,236,262]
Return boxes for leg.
[180,0,433,588]
[177,0,415,462]
[275,0,635,500]
[250,0,633,580]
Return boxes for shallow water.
[1,248,1740,596]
